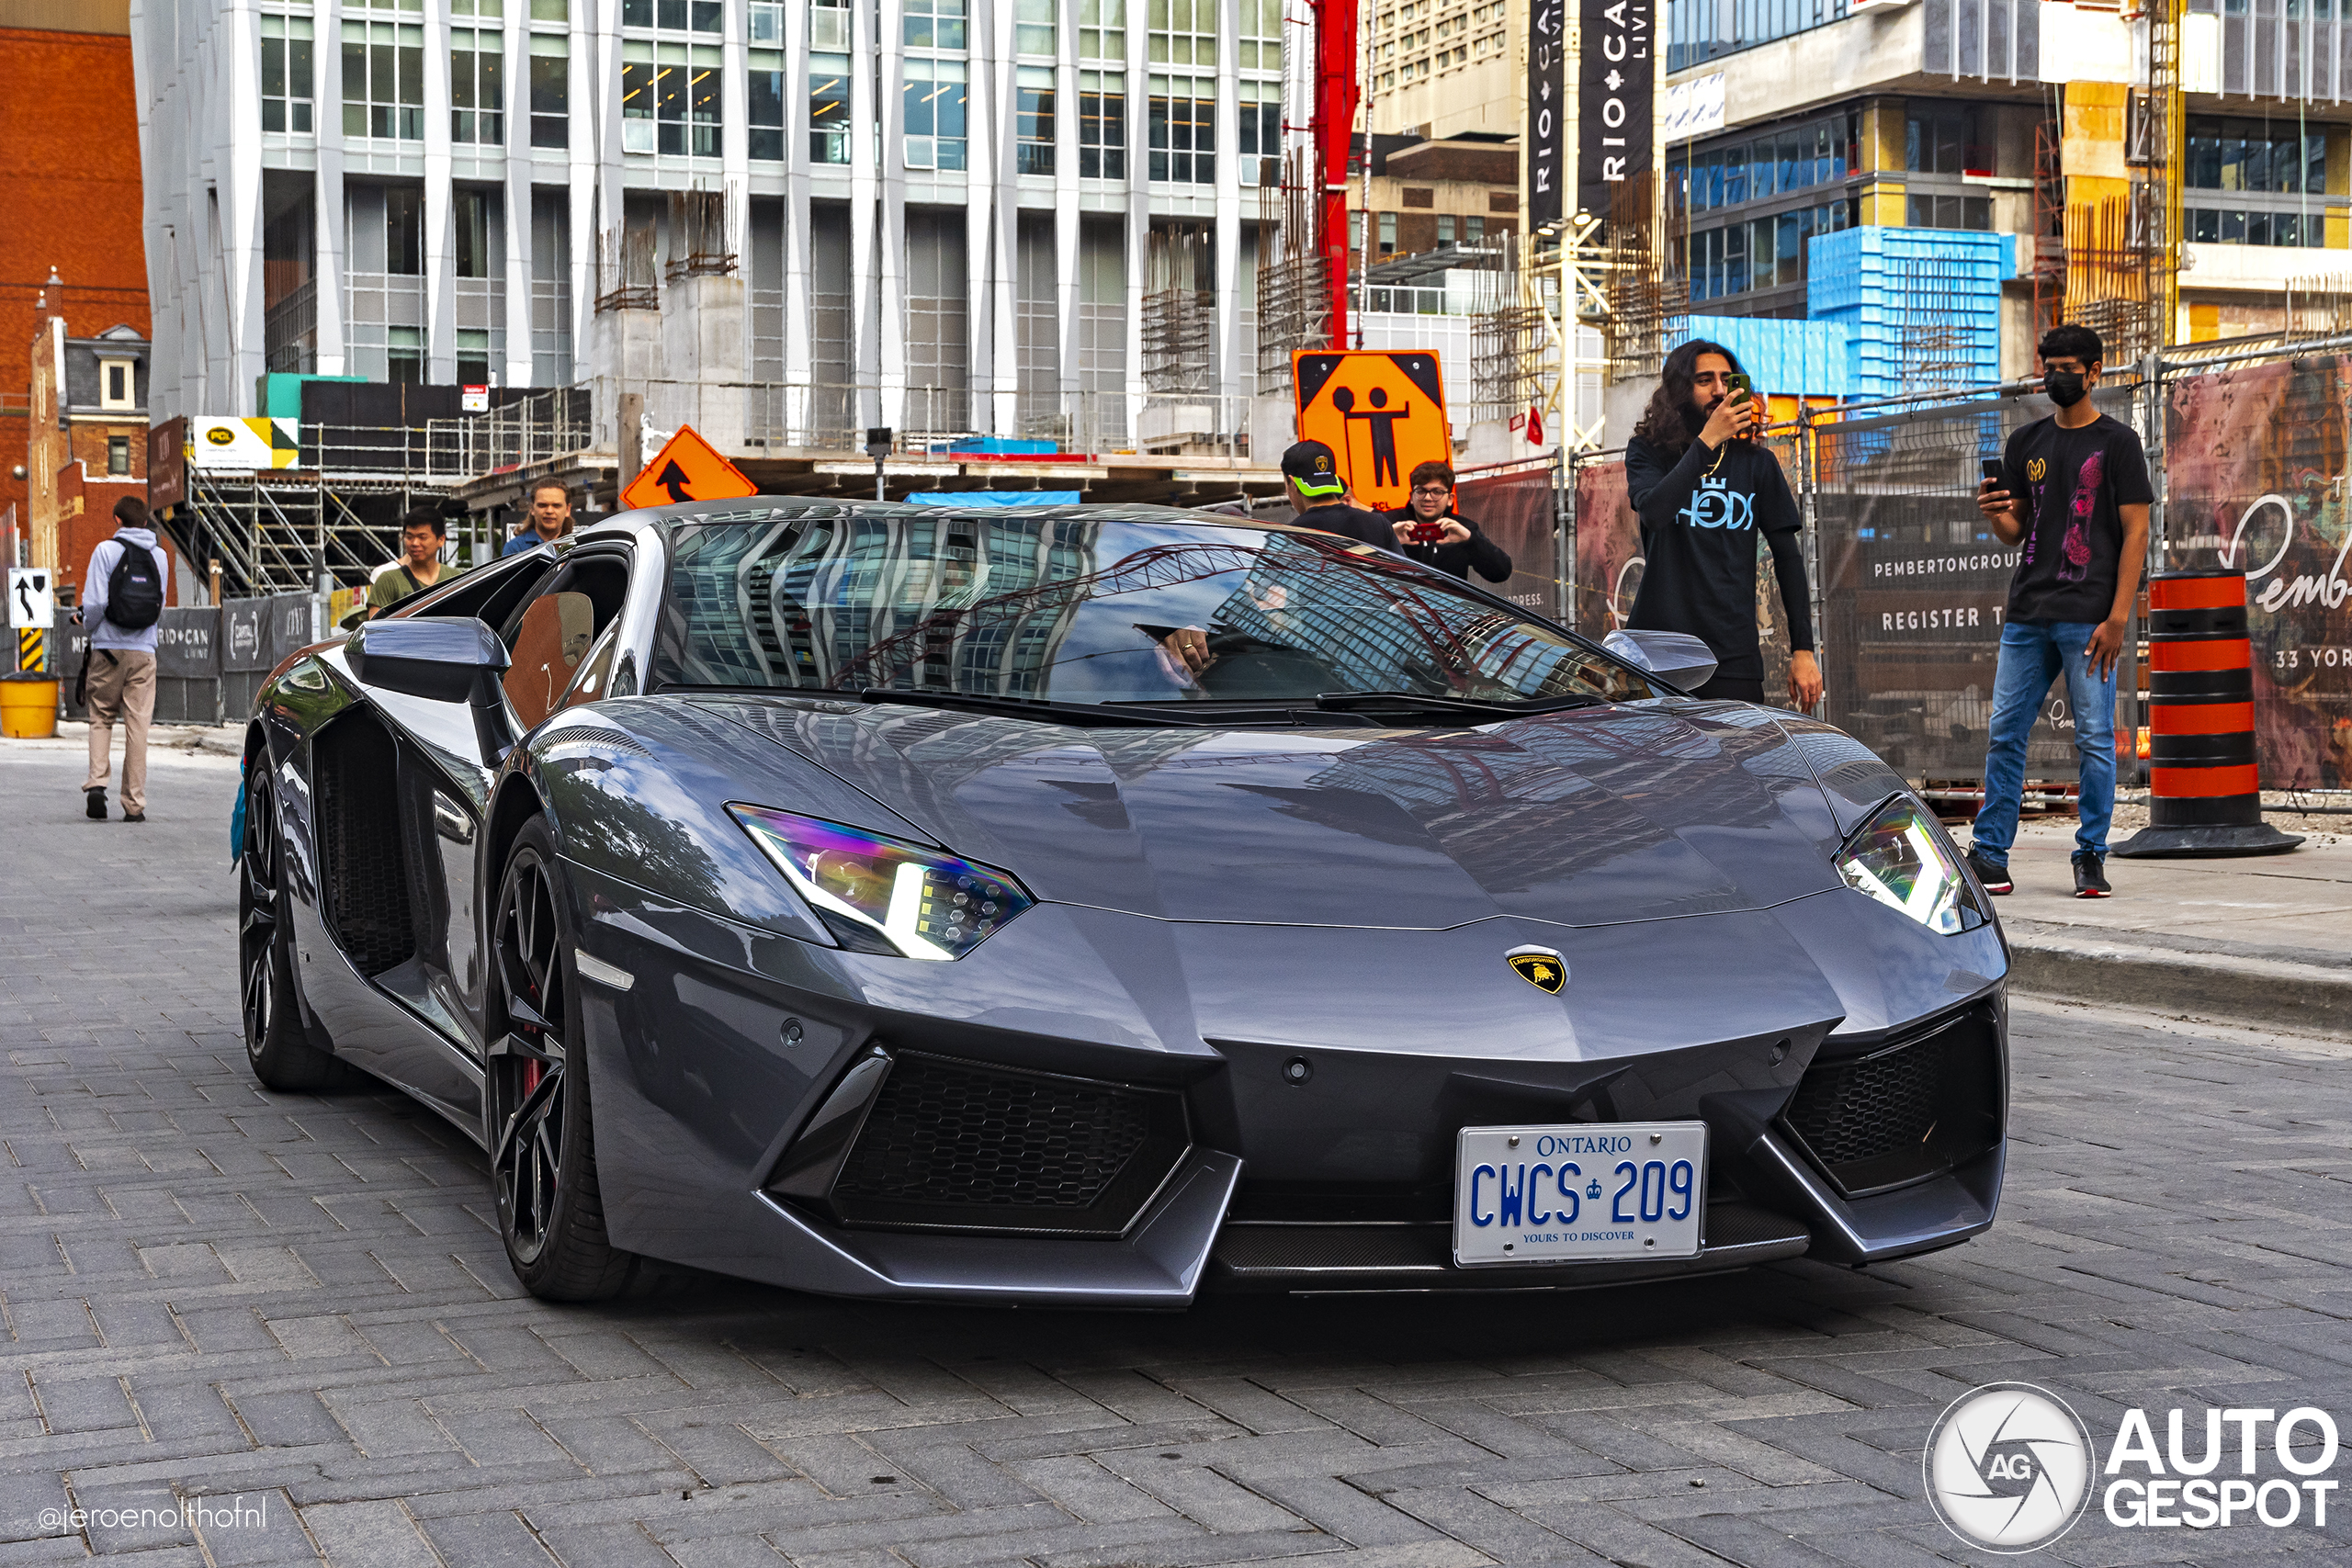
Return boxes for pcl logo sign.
[1926,1386,2345,1551]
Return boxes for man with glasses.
[1383,461,1512,584]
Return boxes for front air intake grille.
[817,1052,1191,1235]
[1779,1007,2002,1199]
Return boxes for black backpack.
[105,538,164,631]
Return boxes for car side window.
[554,623,622,713]
[496,553,631,728]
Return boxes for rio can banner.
[2165,356,2352,790]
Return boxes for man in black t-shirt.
[1623,340,1821,707]
[1969,323,2153,900]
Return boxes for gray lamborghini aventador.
[235,502,2007,1305]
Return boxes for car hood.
[684,696,1862,931]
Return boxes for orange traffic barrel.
[2112,569,2301,858]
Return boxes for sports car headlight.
[1834,796,1985,935]
[728,804,1034,960]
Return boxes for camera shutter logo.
[1923,1382,2095,1553]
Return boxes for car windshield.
[650,507,1654,707]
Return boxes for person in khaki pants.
[77,496,170,822]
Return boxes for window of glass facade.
[2186,117,2328,192]
[387,325,423,384]
[904,57,968,170]
[2189,208,2325,245]
[1378,210,1396,253]
[1905,192,1992,230]
[749,0,781,41]
[386,186,425,273]
[1237,78,1280,186]
[451,27,503,144]
[1673,118,1852,213]
[621,41,720,156]
[342,19,423,140]
[1148,74,1213,183]
[454,188,492,277]
[811,52,851,164]
[1080,0,1124,59]
[1148,0,1212,64]
[810,0,850,49]
[904,0,967,50]
[1080,70,1125,178]
[529,0,565,17]
[749,49,784,161]
[529,35,567,149]
[1669,0,1849,71]
[1016,65,1055,175]
[1017,0,1055,54]
[1238,0,1279,68]
[260,16,314,134]
[621,0,718,28]
[1686,200,1851,302]
[1905,106,1990,175]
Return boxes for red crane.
[1315,0,1358,351]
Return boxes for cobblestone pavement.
[6,743,2352,1567]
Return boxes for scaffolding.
[1468,231,1560,429]
[1254,149,1330,395]
[1896,255,1987,385]
[1143,225,1216,395]
[1602,172,1685,384]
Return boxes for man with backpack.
[75,496,170,822]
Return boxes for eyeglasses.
[1410,486,1452,497]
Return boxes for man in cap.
[1278,440,1395,550]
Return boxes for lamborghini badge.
[1507,947,1567,994]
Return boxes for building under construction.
[1655,0,2352,396]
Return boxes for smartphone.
[1725,374,1755,437]
[1980,458,2005,489]
[1409,519,1446,544]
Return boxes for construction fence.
[1568,339,2352,795]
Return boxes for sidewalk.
[1992,807,2352,1034]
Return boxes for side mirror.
[345,616,520,761]
[1602,628,1720,694]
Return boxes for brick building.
[28,316,174,604]
[1,0,152,569]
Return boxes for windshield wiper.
[1314,690,1607,719]
[854,688,1227,728]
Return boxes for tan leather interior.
[504,592,595,728]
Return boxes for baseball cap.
[1281,439,1347,499]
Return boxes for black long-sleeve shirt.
[1378,508,1514,583]
[1623,434,1814,686]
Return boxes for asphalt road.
[6,740,2352,1567]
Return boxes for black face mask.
[2044,369,2088,408]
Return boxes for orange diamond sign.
[620,423,760,511]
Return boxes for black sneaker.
[84,787,107,820]
[1965,847,2012,895]
[123,811,146,824]
[2072,852,2111,898]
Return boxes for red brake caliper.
[523,1059,542,1095]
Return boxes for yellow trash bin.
[0,672,61,739]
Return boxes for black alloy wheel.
[240,765,359,1091]
[489,818,635,1299]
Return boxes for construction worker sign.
[1292,351,1449,511]
[620,423,760,511]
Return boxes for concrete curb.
[2007,926,2352,1035]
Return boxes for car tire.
[240,766,365,1093]
[488,817,639,1302]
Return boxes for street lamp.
[865,427,893,502]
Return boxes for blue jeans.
[1973,620,2117,865]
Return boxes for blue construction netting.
[1670,315,1852,399]
[1806,228,2017,400]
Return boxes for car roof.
[591,499,1287,536]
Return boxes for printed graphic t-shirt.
[1624,434,1806,683]
[1999,413,2153,625]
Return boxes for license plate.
[1453,1122,1707,1267]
